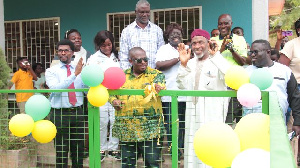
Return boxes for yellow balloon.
[32,120,57,143]
[193,122,240,167]
[234,113,270,151]
[225,65,250,90]
[9,114,34,137]
[87,84,109,107]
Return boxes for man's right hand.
[177,43,191,67]
[112,99,125,111]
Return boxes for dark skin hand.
[74,57,84,76]
[293,126,300,136]
[112,83,164,111]
[219,35,247,66]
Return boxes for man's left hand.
[154,83,165,93]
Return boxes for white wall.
[252,0,269,41]
[0,0,4,53]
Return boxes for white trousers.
[100,102,119,151]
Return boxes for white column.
[252,0,269,41]
[0,0,4,54]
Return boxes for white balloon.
[231,148,270,168]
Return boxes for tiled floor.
[36,140,184,168]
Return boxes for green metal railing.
[0,89,295,168]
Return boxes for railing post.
[171,96,179,167]
[261,91,269,115]
[88,103,101,168]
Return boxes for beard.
[194,52,204,59]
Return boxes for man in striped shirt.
[119,0,165,70]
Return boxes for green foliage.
[270,0,300,31]
[0,47,29,150]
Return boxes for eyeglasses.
[132,57,149,63]
[57,49,72,53]
[248,49,267,56]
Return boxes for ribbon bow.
[140,83,158,104]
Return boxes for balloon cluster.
[225,66,273,107]
[81,65,126,107]
[193,113,270,168]
[9,95,56,143]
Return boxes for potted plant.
[0,48,37,167]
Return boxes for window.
[107,6,201,48]
[5,17,60,72]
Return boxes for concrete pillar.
[0,0,4,53]
[252,0,269,41]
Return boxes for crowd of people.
[8,0,300,167]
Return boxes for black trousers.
[121,138,160,168]
[225,97,243,124]
[50,107,85,168]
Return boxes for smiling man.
[119,0,165,70]
[45,39,86,168]
[211,14,248,66]
[176,29,231,168]
[245,40,300,164]
[110,47,166,167]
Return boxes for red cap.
[191,29,210,40]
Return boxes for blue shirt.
[45,61,86,108]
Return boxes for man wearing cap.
[177,29,231,168]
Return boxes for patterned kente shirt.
[109,66,166,142]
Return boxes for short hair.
[294,18,300,37]
[94,30,118,58]
[32,62,43,71]
[64,29,81,39]
[16,57,27,63]
[271,48,280,59]
[218,14,232,22]
[129,47,145,59]
[164,23,183,41]
[232,27,244,34]
[56,39,75,51]
[136,0,150,10]
[252,39,271,50]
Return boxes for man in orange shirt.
[10,57,37,113]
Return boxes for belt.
[54,106,82,112]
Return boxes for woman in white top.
[86,30,121,161]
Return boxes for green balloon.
[250,68,273,90]
[81,64,104,87]
[25,95,51,121]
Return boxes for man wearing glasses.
[110,47,165,167]
[119,0,165,70]
[45,39,86,168]
[245,40,300,165]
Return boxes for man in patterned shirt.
[110,47,165,168]
[119,0,165,70]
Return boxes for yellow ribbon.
[140,83,158,105]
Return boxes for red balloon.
[102,67,126,89]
